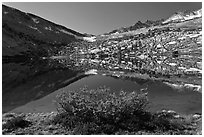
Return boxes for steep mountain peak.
[162,8,202,24]
[195,8,202,16]
[106,18,164,35]
[135,21,143,25]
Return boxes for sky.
[3,2,202,35]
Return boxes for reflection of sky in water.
[10,75,201,115]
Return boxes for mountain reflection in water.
[2,53,202,114]
[2,57,85,113]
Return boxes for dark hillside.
[2,5,86,57]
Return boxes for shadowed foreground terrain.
[2,88,202,135]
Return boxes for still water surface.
[2,58,202,115]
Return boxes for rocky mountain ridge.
[106,19,164,35]
[105,8,201,36]
[162,8,202,24]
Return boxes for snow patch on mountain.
[168,63,177,66]
[186,33,201,38]
[178,66,202,74]
[32,18,39,24]
[168,41,176,45]
[185,68,202,74]
[83,36,96,42]
[178,66,186,70]
[89,48,100,53]
[58,28,75,36]
[45,26,53,31]
[28,25,42,33]
[163,9,202,24]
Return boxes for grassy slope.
[2,5,85,56]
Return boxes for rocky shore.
[2,111,202,135]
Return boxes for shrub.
[3,116,32,130]
[53,87,193,134]
[53,88,151,134]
